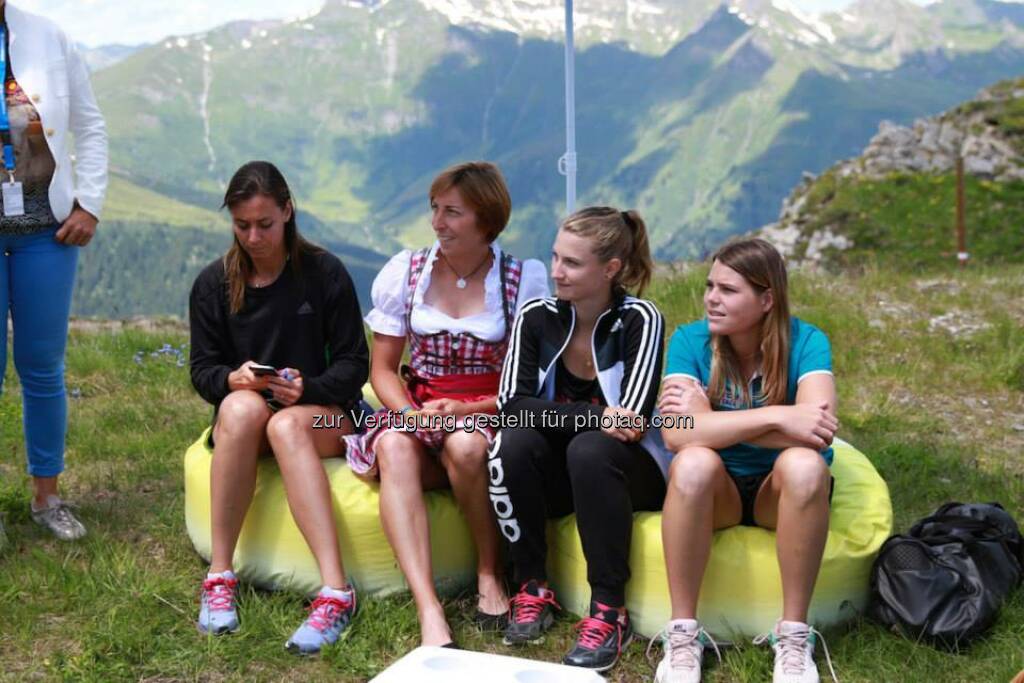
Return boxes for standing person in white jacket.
[0,1,108,543]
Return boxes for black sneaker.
[502,580,562,645]
[562,600,633,672]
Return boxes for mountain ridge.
[73,0,1024,316]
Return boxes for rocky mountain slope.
[759,76,1024,267]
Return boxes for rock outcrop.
[760,77,1023,265]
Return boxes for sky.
[18,0,327,47]
[15,0,1020,47]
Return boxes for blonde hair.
[429,161,512,242]
[707,238,790,408]
[560,206,653,295]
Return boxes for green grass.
[2,265,1024,681]
[792,171,1024,268]
[782,76,1024,270]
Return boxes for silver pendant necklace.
[251,255,289,288]
[439,249,491,289]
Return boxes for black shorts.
[727,469,835,527]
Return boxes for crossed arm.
[658,374,839,453]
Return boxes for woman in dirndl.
[343,161,549,647]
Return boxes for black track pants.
[488,427,666,607]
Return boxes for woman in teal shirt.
[654,238,838,683]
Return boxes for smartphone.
[250,363,278,377]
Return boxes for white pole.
[559,0,577,215]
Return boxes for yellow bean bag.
[547,439,892,639]
[183,427,476,596]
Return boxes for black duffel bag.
[869,502,1023,648]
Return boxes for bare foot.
[477,573,509,615]
[420,605,453,646]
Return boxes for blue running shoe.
[198,572,240,635]
[286,586,357,655]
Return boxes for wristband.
[398,405,414,415]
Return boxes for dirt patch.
[927,310,992,336]
[914,278,963,295]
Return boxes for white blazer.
[6,4,107,222]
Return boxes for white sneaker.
[649,618,721,683]
[31,495,87,541]
[753,620,837,683]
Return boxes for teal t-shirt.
[664,317,834,476]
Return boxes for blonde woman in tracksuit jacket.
[488,206,669,674]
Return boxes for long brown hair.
[222,161,322,313]
[707,238,790,408]
[560,206,654,295]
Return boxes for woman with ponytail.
[490,207,667,673]
[653,238,837,683]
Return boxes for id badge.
[2,181,24,217]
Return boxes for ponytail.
[618,209,653,295]
[561,206,653,296]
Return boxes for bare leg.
[209,391,272,574]
[754,448,831,623]
[31,476,59,507]
[662,447,742,620]
[376,431,451,646]
[267,404,354,589]
[440,430,508,615]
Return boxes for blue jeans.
[0,227,78,477]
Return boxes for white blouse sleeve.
[364,250,412,337]
[515,259,551,315]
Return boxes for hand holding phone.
[250,363,278,377]
[228,361,277,392]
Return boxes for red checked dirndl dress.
[344,245,525,478]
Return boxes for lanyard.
[0,26,15,181]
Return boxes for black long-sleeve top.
[189,250,369,414]
[497,295,664,438]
